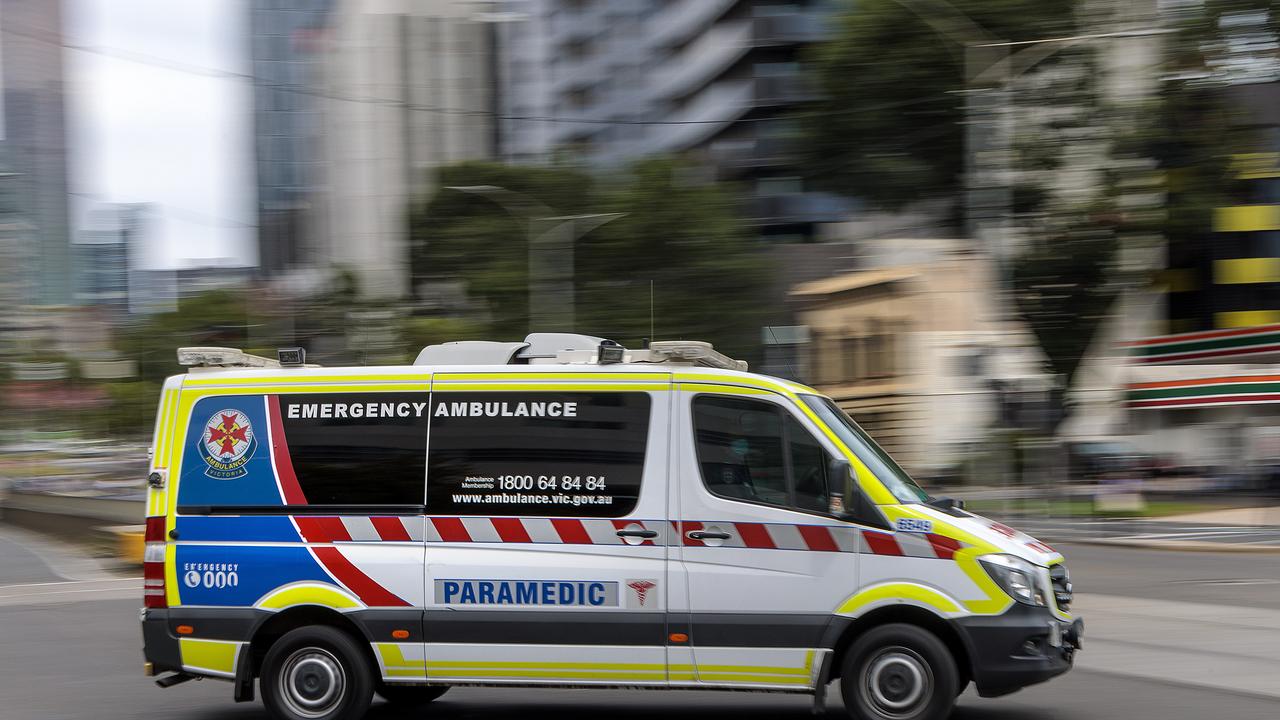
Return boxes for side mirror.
[827,458,888,529]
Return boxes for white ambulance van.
[140,333,1081,720]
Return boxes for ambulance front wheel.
[840,623,959,720]
[260,626,375,720]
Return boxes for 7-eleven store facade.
[1122,324,1280,472]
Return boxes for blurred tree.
[117,290,255,384]
[409,158,769,360]
[801,0,1079,215]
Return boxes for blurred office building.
[0,0,73,305]
[0,150,37,356]
[497,0,848,240]
[790,239,1052,477]
[250,0,335,282]
[72,203,173,315]
[312,0,496,299]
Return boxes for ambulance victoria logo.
[198,409,257,479]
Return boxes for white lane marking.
[0,583,141,600]
[0,578,141,589]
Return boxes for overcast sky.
[67,0,256,269]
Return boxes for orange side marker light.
[391,629,410,640]
[175,625,194,635]
[669,633,688,643]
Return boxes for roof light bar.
[176,347,281,369]
[647,341,747,371]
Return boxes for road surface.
[1,530,1277,720]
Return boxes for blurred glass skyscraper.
[1,0,72,305]
[250,0,334,279]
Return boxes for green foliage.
[802,0,1078,210]
[117,289,256,383]
[409,158,769,360]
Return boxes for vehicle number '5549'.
[498,475,607,491]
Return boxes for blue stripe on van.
[175,516,301,543]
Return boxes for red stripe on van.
[863,531,903,556]
[798,525,839,552]
[926,534,963,560]
[551,518,592,545]
[294,517,329,543]
[267,395,307,505]
[432,517,471,543]
[312,546,409,607]
[734,523,776,549]
[492,517,532,543]
[371,517,412,542]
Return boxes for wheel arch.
[247,605,376,680]
[828,604,973,689]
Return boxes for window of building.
[279,393,430,506]
[427,392,651,517]
[841,335,862,383]
[692,395,832,514]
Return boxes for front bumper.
[953,603,1083,698]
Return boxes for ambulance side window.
[692,395,833,513]
[426,392,651,518]
[279,393,429,506]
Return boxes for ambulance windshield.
[800,395,930,504]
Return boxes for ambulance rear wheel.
[261,626,374,720]
[376,684,449,706]
[840,623,958,720]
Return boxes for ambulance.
[140,333,1081,720]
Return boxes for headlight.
[979,554,1048,606]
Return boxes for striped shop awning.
[1126,324,1280,365]
[1127,374,1280,409]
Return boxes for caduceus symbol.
[627,580,656,607]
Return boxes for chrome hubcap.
[279,647,345,719]
[861,646,932,719]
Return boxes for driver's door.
[671,386,860,689]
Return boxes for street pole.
[446,185,624,332]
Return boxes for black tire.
[260,626,374,720]
[376,684,449,706]
[840,623,959,720]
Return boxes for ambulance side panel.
[163,377,431,682]
[419,373,672,686]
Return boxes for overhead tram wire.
[1,25,956,129]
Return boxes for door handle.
[616,529,658,539]
[687,530,731,541]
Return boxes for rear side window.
[692,395,832,514]
[278,393,429,506]
[426,392,651,517]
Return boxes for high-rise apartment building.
[316,0,495,299]
[1,0,72,304]
[497,0,847,239]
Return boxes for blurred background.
[3,0,1279,525]
[2,2,1280,718]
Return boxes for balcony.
[650,19,752,102]
[649,0,737,48]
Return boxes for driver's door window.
[691,395,830,513]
